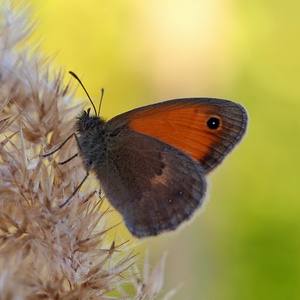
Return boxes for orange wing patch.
[128,106,223,163]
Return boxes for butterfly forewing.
[109,98,248,173]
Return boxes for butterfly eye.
[85,118,95,129]
[207,117,220,130]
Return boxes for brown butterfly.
[44,72,248,238]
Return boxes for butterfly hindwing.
[93,128,206,237]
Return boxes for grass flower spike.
[0,2,172,299]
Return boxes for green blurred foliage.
[19,0,300,299]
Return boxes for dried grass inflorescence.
[0,3,172,299]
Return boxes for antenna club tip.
[69,71,79,80]
[69,70,98,116]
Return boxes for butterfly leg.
[42,132,78,157]
[59,153,78,165]
[59,163,90,208]
[42,133,89,208]
[42,133,84,164]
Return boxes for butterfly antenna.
[69,71,97,116]
[98,88,104,117]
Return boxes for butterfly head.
[76,108,105,134]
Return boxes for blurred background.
[20,0,300,299]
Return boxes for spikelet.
[0,2,173,299]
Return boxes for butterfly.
[44,72,248,238]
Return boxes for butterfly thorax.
[75,109,108,170]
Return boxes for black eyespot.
[207,117,220,129]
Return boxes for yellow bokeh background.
[19,0,300,299]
